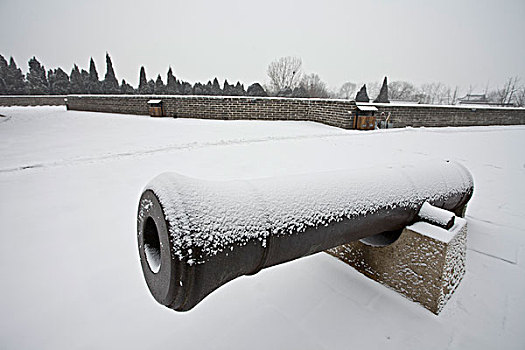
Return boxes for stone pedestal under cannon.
[327,215,467,314]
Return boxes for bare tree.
[492,77,519,105]
[416,82,450,104]
[388,81,416,100]
[267,56,303,94]
[514,84,525,107]
[337,81,357,99]
[299,73,330,98]
[365,81,380,100]
[444,86,459,105]
[466,84,476,97]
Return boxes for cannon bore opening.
[143,217,161,273]
[359,229,403,247]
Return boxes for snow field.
[0,106,524,349]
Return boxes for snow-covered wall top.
[67,94,355,129]
[65,95,525,129]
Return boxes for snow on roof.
[356,105,378,111]
[147,99,162,104]
[458,94,488,102]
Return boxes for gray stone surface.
[326,218,468,314]
[65,95,357,129]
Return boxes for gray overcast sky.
[1,0,524,93]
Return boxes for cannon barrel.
[137,161,473,311]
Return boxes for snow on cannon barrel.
[137,161,473,311]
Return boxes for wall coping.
[368,102,525,111]
[1,95,523,111]
[65,95,525,111]
[66,94,356,103]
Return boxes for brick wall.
[372,103,525,128]
[64,95,525,129]
[0,95,66,106]
[66,95,356,129]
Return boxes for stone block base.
[327,218,467,314]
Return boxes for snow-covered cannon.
[137,161,473,311]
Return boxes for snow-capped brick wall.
[66,95,356,129]
[64,95,525,129]
[0,95,66,106]
[372,102,525,127]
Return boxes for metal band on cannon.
[137,161,473,311]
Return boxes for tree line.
[0,53,268,97]
[350,78,524,107]
[1,53,523,106]
[265,56,525,107]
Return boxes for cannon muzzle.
[137,161,473,311]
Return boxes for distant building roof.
[458,94,489,104]
[458,94,515,107]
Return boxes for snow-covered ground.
[1,106,524,349]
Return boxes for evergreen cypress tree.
[47,69,56,94]
[81,69,90,93]
[69,64,84,94]
[203,81,213,95]
[138,66,148,94]
[0,55,7,94]
[247,83,267,97]
[120,79,135,94]
[193,82,204,95]
[223,79,233,95]
[103,53,119,94]
[175,80,183,94]
[6,57,27,95]
[47,68,70,95]
[147,79,155,94]
[0,55,7,75]
[0,78,6,94]
[291,85,308,98]
[166,67,178,94]
[212,78,221,95]
[26,57,49,94]
[52,68,70,95]
[355,84,369,102]
[155,74,165,94]
[374,76,389,103]
[181,81,192,95]
[88,58,102,94]
[0,55,7,83]
[234,82,246,96]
